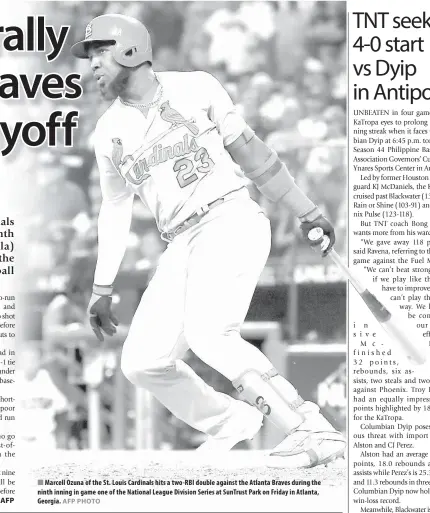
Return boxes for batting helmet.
[71,14,152,67]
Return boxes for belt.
[161,188,244,242]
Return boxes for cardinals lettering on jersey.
[94,71,247,233]
[111,132,208,186]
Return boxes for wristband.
[93,284,114,296]
[298,206,323,223]
[278,179,318,218]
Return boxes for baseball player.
[71,14,345,467]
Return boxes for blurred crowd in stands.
[13,1,347,450]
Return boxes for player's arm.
[43,295,97,342]
[43,296,128,346]
[202,71,334,255]
[89,129,134,341]
[225,129,335,255]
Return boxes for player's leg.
[184,199,307,438]
[183,196,345,465]
[120,236,250,438]
[184,199,275,381]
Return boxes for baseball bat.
[308,228,427,365]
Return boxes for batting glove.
[87,284,118,342]
[299,207,335,257]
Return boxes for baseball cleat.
[266,401,346,469]
[196,401,263,452]
[266,430,346,468]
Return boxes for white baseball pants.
[121,189,277,436]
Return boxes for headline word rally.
[0,16,83,157]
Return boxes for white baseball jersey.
[94,71,248,234]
